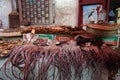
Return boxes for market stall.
[0,28,120,80]
[0,0,120,80]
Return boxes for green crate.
[96,36,119,47]
[37,34,54,40]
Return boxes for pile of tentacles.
[0,39,120,80]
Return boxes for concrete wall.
[54,0,79,27]
[0,0,12,29]
[0,0,78,28]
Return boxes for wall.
[0,0,12,29]
[55,0,79,27]
[0,0,78,28]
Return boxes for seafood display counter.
[0,26,119,80]
[0,34,119,80]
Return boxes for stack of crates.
[9,11,20,28]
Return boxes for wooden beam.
[18,0,22,23]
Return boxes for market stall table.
[0,39,119,80]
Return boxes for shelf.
[0,32,21,37]
[79,2,103,5]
